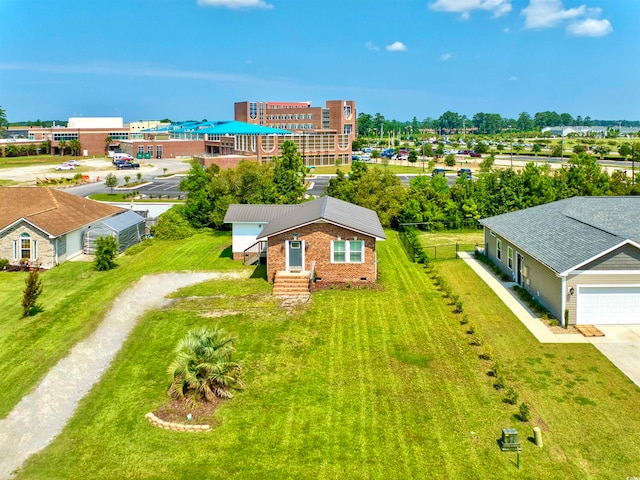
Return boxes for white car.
[66,160,80,166]
[55,163,75,171]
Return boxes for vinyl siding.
[483,227,562,320]
[566,271,640,325]
[579,244,640,271]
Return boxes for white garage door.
[577,286,640,325]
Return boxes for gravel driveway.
[0,271,246,479]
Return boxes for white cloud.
[522,0,585,28]
[429,0,512,19]
[197,0,273,9]
[386,41,407,52]
[567,17,612,37]
[522,0,611,36]
[440,52,453,61]
[365,41,380,51]
[507,75,518,81]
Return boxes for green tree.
[124,175,130,185]
[21,269,43,317]
[593,144,609,160]
[408,149,418,163]
[618,143,633,159]
[104,136,113,156]
[151,205,195,240]
[272,140,306,204]
[94,235,119,271]
[444,154,456,167]
[69,139,82,156]
[532,143,542,156]
[573,144,586,154]
[371,149,381,160]
[0,105,7,139]
[479,154,495,172]
[39,140,51,154]
[168,327,243,404]
[551,144,563,158]
[58,140,68,156]
[104,173,118,194]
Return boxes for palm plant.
[168,327,243,404]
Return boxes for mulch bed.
[153,397,223,424]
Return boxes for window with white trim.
[496,239,502,261]
[20,232,31,260]
[331,240,364,263]
[507,246,513,270]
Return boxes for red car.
[469,151,481,158]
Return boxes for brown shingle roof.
[0,187,124,237]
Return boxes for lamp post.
[560,125,564,161]
[509,125,513,168]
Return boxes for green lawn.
[0,232,247,419]
[12,231,640,479]
[0,155,83,170]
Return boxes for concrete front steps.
[273,271,311,297]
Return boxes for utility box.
[500,428,522,451]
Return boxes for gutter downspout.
[560,274,567,328]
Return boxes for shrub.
[505,387,519,405]
[480,344,493,360]
[95,235,119,271]
[451,293,460,304]
[460,314,469,325]
[0,258,8,270]
[470,335,483,346]
[518,402,531,422]
[455,300,464,313]
[494,374,507,390]
[168,327,243,405]
[151,205,195,240]
[489,360,502,377]
[467,324,476,335]
[21,269,43,317]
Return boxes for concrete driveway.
[588,326,640,387]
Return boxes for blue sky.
[0,0,638,122]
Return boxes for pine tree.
[22,269,43,317]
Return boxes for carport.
[84,210,145,254]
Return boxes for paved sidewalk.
[0,271,245,480]
[458,252,587,344]
[459,252,640,388]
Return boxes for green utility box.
[136,152,143,159]
[144,152,151,159]
[500,428,522,451]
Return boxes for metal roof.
[102,209,145,231]
[480,197,640,275]
[223,204,300,223]
[143,120,291,136]
[256,196,386,240]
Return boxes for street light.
[509,125,513,168]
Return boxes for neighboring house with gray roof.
[224,196,386,285]
[480,197,640,326]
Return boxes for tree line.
[357,111,640,137]
[327,154,639,230]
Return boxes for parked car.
[66,160,80,166]
[55,163,75,171]
[115,160,140,170]
[469,151,481,158]
[457,168,472,178]
[112,153,135,164]
[431,168,446,177]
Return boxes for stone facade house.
[0,187,124,268]
[224,196,386,286]
[480,197,640,326]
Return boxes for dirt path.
[0,271,246,479]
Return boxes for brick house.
[224,197,386,287]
